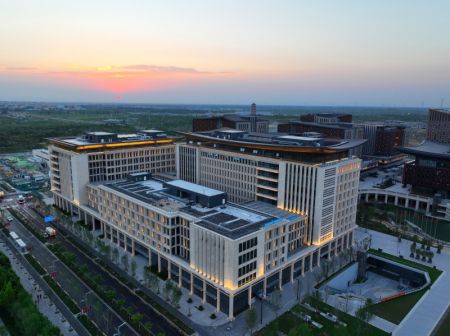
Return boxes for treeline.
[0,252,60,336]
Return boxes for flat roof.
[277,135,321,141]
[166,180,223,196]
[182,131,366,153]
[95,178,304,239]
[48,131,177,152]
[398,141,450,159]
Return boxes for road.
[19,203,186,336]
[4,204,138,336]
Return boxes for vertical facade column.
[309,253,313,271]
[178,268,182,287]
[167,262,171,280]
[84,212,88,225]
[328,244,332,260]
[278,270,282,290]
[248,285,252,306]
[415,201,420,211]
[228,295,234,320]
[301,257,305,277]
[202,281,206,303]
[157,254,161,273]
[290,263,294,283]
[189,273,194,295]
[216,288,221,312]
[263,277,267,297]
[394,196,399,206]
[131,240,135,257]
[148,251,152,266]
[365,194,369,202]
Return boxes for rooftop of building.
[97,177,303,239]
[193,113,268,123]
[282,120,359,130]
[398,141,450,160]
[48,130,177,152]
[430,108,450,114]
[182,130,366,153]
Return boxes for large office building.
[427,109,450,143]
[49,127,363,320]
[300,113,353,124]
[192,103,269,133]
[277,113,364,158]
[85,171,356,319]
[48,130,177,224]
[177,130,363,246]
[399,109,450,198]
[361,124,406,158]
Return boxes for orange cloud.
[2,64,231,93]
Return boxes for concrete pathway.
[356,228,450,336]
[0,239,77,336]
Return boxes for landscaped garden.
[367,249,442,324]
[255,298,388,336]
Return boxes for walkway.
[356,228,450,336]
[0,238,76,336]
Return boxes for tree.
[410,242,416,258]
[86,230,94,247]
[131,260,137,278]
[144,322,152,332]
[245,307,257,335]
[163,281,174,301]
[270,289,282,317]
[105,289,116,302]
[171,286,182,308]
[144,266,159,293]
[121,254,129,272]
[112,247,119,264]
[130,312,143,325]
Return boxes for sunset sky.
[1,0,449,106]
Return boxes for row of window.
[239,237,257,253]
[238,249,257,265]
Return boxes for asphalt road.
[5,204,138,336]
[20,204,185,336]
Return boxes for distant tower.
[250,102,257,132]
[251,102,257,116]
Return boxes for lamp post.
[113,322,127,336]
[256,291,265,325]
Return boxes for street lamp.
[113,322,127,336]
[256,291,265,325]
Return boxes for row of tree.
[0,252,60,336]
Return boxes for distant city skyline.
[1,0,450,106]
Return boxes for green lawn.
[435,310,450,336]
[368,249,442,282]
[367,249,443,324]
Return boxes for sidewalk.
[0,239,76,336]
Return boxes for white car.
[7,216,13,222]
